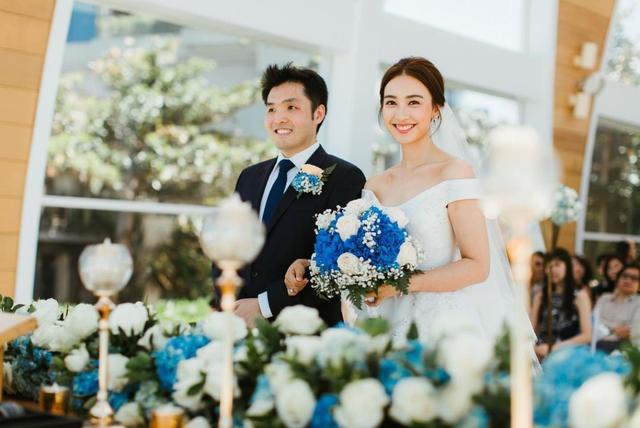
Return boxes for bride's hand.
[364,285,398,307]
[284,258,310,296]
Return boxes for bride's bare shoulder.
[440,158,475,181]
[364,169,394,192]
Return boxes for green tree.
[46,38,275,300]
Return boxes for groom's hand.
[234,298,263,327]
[284,259,310,296]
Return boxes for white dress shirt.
[257,142,320,318]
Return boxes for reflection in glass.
[36,208,212,303]
[586,121,640,235]
[605,0,640,86]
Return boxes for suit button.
[251,271,259,278]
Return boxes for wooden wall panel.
[0,0,56,297]
[550,0,616,251]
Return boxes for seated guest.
[572,254,595,289]
[529,251,545,314]
[595,262,640,353]
[592,254,625,303]
[616,239,638,264]
[531,248,592,360]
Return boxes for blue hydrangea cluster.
[292,172,324,196]
[7,336,55,400]
[311,393,339,428]
[72,370,99,397]
[534,346,629,427]
[550,185,581,225]
[153,334,210,391]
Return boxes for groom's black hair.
[260,63,328,132]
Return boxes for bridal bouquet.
[309,198,421,308]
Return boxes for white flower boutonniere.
[291,163,337,199]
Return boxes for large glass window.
[605,0,640,86]
[585,120,640,236]
[37,2,324,302]
[383,0,527,52]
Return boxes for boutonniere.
[292,163,337,199]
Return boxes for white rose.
[186,416,211,428]
[569,373,627,428]
[275,379,316,428]
[300,164,324,177]
[247,396,275,417]
[438,333,492,383]
[334,379,389,428]
[337,252,362,275]
[114,402,144,427]
[315,211,335,230]
[109,302,149,337]
[64,303,99,340]
[203,361,239,401]
[317,328,368,368]
[32,322,77,352]
[437,381,475,423]
[396,241,417,267]
[336,214,361,241]
[108,354,129,392]
[389,377,437,424]
[173,360,205,411]
[384,207,409,228]
[265,362,293,395]
[32,298,60,325]
[196,341,224,366]
[64,344,90,372]
[345,199,371,216]
[201,312,247,342]
[285,336,321,364]
[137,325,168,351]
[274,305,324,335]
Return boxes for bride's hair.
[379,57,446,112]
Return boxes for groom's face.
[264,82,325,157]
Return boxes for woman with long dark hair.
[531,248,592,359]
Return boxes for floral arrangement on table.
[309,198,422,308]
[547,184,582,249]
[5,294,640,428]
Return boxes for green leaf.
[356,317,390,336]
[186,376,205,396]
[406,323,419,341]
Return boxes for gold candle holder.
[39,383,70,416]
[150,404,185,428]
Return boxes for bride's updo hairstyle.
[379,57,445,132]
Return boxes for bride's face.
[381,74,438,145]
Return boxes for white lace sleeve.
[445,178,482,206]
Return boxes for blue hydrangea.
[108,391,130,412]
[154,334,210,391]
[311,394,339,428]
[534,346,630,427]
[7,336,56,400]
[379,358,412,395]
[292,172,324,196]
[73,370,99,397]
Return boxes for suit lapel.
[250,158,276,213]
[266,146,328,234]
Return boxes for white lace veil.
[431,104,538,348]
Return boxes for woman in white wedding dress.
[286,57,533,346]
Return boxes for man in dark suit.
[214,63,366,327]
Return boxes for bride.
[285,57,533,345]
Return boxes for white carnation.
[32,298,60,325]
[275,379,316,428]
[569,373,626,428]
[64,344,90,372]
[384,206,409,227]
[201,312,247,342]
[337,252,362,275]
[345,199,371,216]
[64,303,99,340]
[285,335,321,364]
[114,402,144,427]
[334,379,389,428]
[274,305,324,335]
[107,353,129,392]
[109,302,148,337]
[336,214,361,241]
[186,416,211,428]
[389,377,437,424]
[396,241,417,267]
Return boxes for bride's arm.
[408,198,490,293]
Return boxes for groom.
[213,63,366,327]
